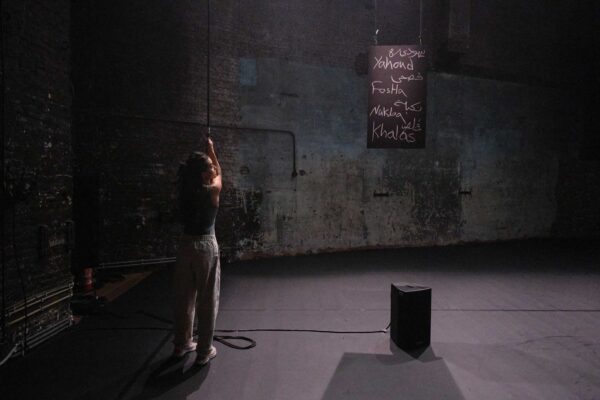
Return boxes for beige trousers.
[172,234,220,355]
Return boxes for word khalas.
[371,120,422,144]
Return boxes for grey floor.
[1,239,599,400]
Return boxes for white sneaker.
[196,345,217,366]
[172,341,197,358]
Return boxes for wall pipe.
[212,123,298,178]
[74,0,298,272]
[97,257,176,270]
[75,110,298,178]
[200,3,298,175]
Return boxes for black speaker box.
[390,284,431,350]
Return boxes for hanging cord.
[418,0,423,46]
[0,0,7,345]
[206,0,210,129]
[373,0,378,45]
[373,0,423,46]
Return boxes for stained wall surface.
[69,0,599,262]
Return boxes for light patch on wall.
[240,58,257,87]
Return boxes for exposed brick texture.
[2,0,73,341]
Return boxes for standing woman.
[173,137,222,366]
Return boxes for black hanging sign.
[367,45,427,148]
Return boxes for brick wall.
[71,1,209,264]
[2,0,72,342]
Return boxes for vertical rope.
[206,0,211,135]
[0,0,6,344]
[419,0,423,46]
[374,0,378,45]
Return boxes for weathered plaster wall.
[432,74,560,242]
[227,62,561,258]
[69,0,599,264]
[211,0,576,259]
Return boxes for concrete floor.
[1,239,599,400]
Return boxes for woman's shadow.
[128,354,210,400]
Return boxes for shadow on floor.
[70,352,211,400]
[123,356,210,400]
[321,346,465,400]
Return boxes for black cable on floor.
[212,323,392,350]
[214,326,390,335]
[74,309,390,350]
[76,325,391,335]
[213,335,256,350]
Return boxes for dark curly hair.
[177,151,212,224]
